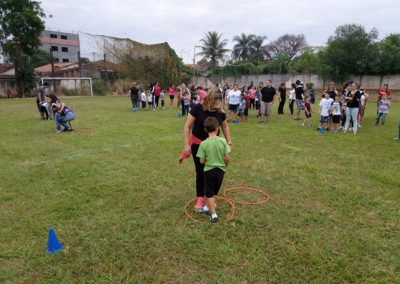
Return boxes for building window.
[55,58,59,62]
[51,46,58,51]
[62,59,69,63]
[61,35,68,40]
[50,34,57,39]
[61,47,68,52]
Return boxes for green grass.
[1,96,399,283]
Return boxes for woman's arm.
[183,114,196,154]
[221,120,231,146]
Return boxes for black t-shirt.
[295,86,304,100]
[346,91,361,108]
[190,103,226,141]
[279,87,286,101]
[260,86,276,103]
[130,87,139,99]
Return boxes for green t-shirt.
[196,137,230,172]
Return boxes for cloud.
[40,0,400,62]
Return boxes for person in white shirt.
[319,93,334,130]
[140,90,147,110]
[330,96,342,133]
[226,84,241,123]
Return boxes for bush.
[92,79,107,96]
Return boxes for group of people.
[36,82,76,133]
[176,81,397,222]
[128,82,209,117]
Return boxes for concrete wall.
[190,74,400,90]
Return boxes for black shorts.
[204,167,225,198]
[228,104,239,112]
[169,95,174,100]
[332,115,341,123]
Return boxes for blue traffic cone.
[47,227,63,254]
[235,118,239,124]
[320,127,325,135]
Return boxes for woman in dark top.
[277,82,286,115]
[183,88,231,211]
[344,83,361,134]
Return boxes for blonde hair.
[202,88,224,113]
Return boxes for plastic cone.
[235,119,239,124]
[320,127,325,135]
[47,227,63,254]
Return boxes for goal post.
[40,77,94,96]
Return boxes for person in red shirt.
[153,82,161,109]
[377,84,391,114]
[168,84,175,107]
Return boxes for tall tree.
[197,31,229,69]
[319,24,378,81]
[288,47,321,74]
[378,34,400,75]
[232,33,254,61]
[264,34,307,60]
[250,35,267,62]
[0,0,45,96]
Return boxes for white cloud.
[40,0,400,63]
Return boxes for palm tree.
[250,35,267,62]
[232,33,255,61]
[197,31,229,69]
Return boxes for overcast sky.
[40,0,400,63]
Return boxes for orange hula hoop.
[223,186,270,205]
[184,196,236,224]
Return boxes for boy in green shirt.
[196,117,231,223]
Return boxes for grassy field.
[1,96,399,283]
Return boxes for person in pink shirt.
[153,82,161,109]
[197,86,207,103]
[168,84,175,107]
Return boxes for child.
[182,90,191,116]
[331,95,342,133]
[302,95,312,127]
[146,90,153,110]
[244,91,250,122]
[376,94,390,127]
[196,117,230,223]
[140,89,147,110]
[238,93,246,122]
[319,93,333,130]
[160,89,165,110]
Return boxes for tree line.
[196,25,400,82]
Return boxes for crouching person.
[53,102,76,133]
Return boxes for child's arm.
[224,153,230,166]
[199,157,206,164]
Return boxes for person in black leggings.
[182,88,231,211]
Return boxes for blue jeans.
[398,116,400,139]
[57,112,76,130]
[345,107,359,133]
[376,112,387,125]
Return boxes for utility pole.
[78,51,82,77]
[50,48,57,94]
[193,46,197,85]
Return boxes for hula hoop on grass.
[184,196,236,224]
[223,186,270,205]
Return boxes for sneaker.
[210,216,218,223]
[394,137,400,140]
[194,197,206,211]
[353,132,357,135]
[56,130,62,134]
[198,206,210,215]
[302,123,305,127]
[62,128,70,132]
